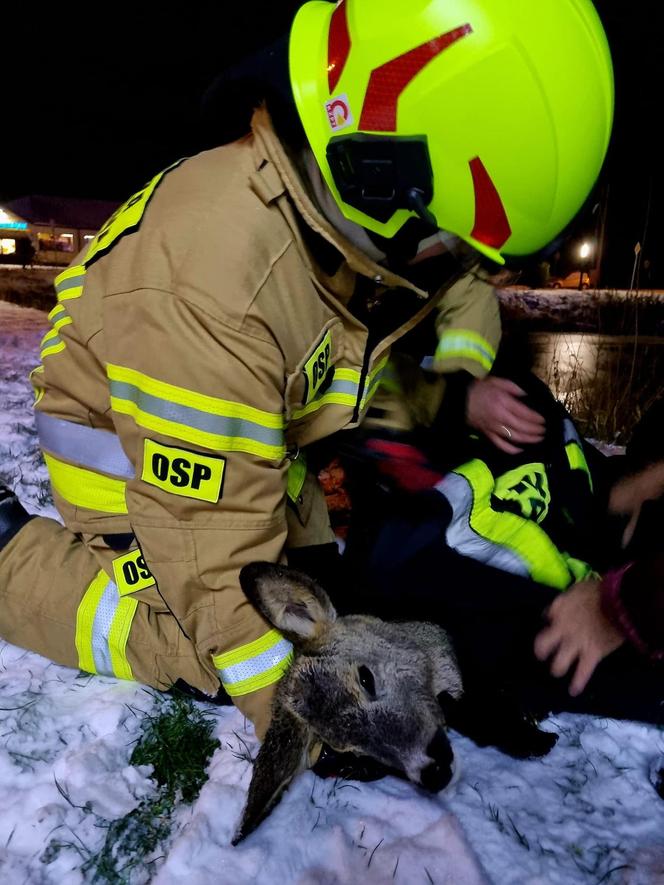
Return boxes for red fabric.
[365,439,445,493]
[359,24,472,132]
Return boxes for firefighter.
[0,0,613,741]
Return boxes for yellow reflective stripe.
[41,316,72,347]
[213,628,294,697]
[287,456,307,503]
[220,657,294,696]
[565,442,594,491]
[44,453,128,514]
[48,303,67,321]
[108,596,138,680]
[292,358,387,420]
[75,570,109,674]
[292,366,361,419]
[563,554,596,583]
[111,399,284,461]
[213,629,284,669]
[54,265,86,302]
[75,570,138,679]
[108,364,285,461]
[55,263,86,284]
[435,329,496,371]
[40,340,66,359]
[83,161,182,266]
[107,364,283,428]
[454,460,571,589]
[361,357,388,409]
[379,360,403,396]
[292,390,357,420]
[440,329,496,358]
[30,366,45,404]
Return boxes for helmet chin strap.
[302,147,467,274]
[302,148,388,263]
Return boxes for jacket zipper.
[352,332,379,424]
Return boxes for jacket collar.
[249,106,429,302]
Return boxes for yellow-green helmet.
[289,0,614,264]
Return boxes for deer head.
[233,562,463,843]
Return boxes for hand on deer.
[466,376,546,454]
[534,580,624,696]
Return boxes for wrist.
[600,563,662,659]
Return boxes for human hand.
[533,580,624,696]
[466,377,546,454]
[609,460,664,547]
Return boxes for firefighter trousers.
[0,516,228,703]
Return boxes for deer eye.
[358,665,376,698]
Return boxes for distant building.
[0,195,119,266]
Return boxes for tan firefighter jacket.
[31,106,500,736]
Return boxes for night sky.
[1,1,661,287]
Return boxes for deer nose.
[420,729,454,793]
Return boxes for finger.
[499,425,546,445]
[534,626,561,661]
[489,377,527,397]
[621,506,641,548]
[503,399,547,428]
[569,653,597,697]
[549,642,578,679]
[486,431,523,455]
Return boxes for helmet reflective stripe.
[469,157,511,251]
[328,0,351,93]
[358,24,473,133]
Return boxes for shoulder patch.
[83,160,184,267]
[302,330,333,405]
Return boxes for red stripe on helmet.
[469,157,511,249]
[359,24,472,132]
[328,1,351,94]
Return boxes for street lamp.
[577,240,593,289]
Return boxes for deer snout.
[419,728,455,793]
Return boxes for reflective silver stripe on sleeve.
[109,379,284,448]
[91,579,121,676]
[35,412,135,479]
[219,638,294,687]
[563,418,581,445]
[55,274,86,294]
[434,472,530,577]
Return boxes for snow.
[1,300,663,884]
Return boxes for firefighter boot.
[0,484,34,553]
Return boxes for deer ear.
[232,701,315,844]
[239,562,336,643]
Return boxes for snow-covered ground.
[0,300,663,884]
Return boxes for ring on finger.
[500,424,513,440]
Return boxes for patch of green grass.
[129,692,219,804]
[42,692,220,885]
